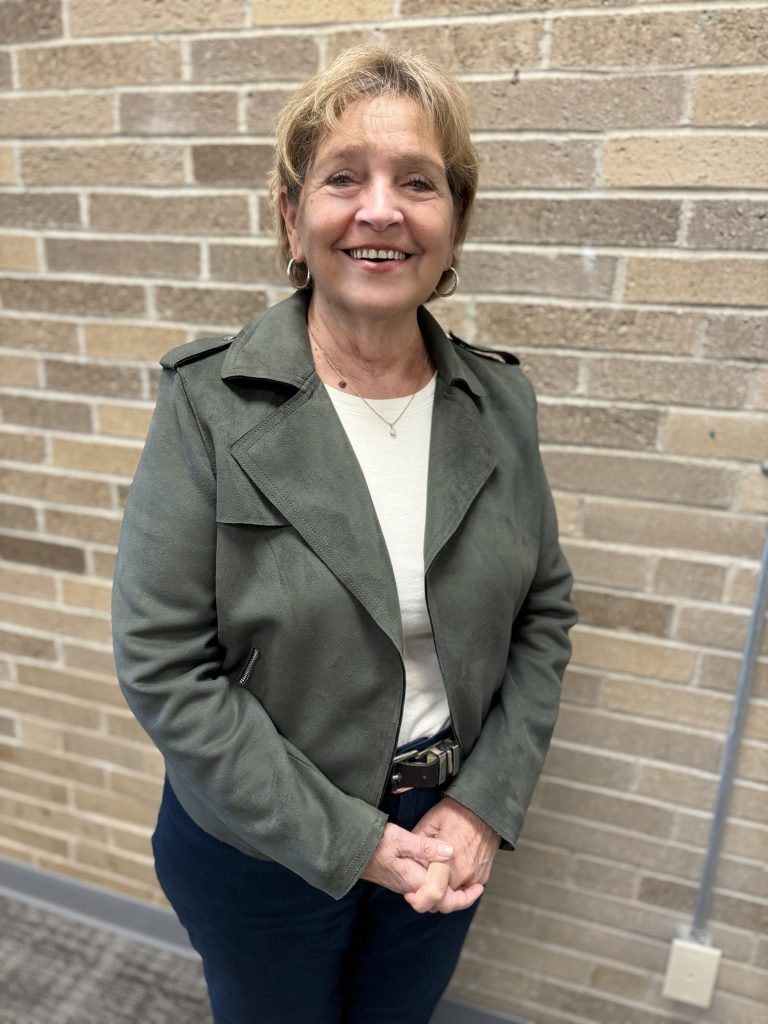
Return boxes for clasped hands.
[360,796,500,914]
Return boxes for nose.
[354,178,404,231]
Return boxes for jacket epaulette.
[448,333,520,366]
[160,335,235,370]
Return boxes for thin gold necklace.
[311,331,430,439]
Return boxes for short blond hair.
[268,46,478,295]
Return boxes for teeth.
[349,248,407,260]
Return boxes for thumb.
[413,836,454,861]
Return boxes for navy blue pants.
[152,765,479,1023]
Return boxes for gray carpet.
[0,894,212,1024]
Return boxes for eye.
[327,171,356,186]
[405,176,435,192]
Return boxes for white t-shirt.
[325,374,451,747]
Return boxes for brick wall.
[1,2,766,1022]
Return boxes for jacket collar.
[220,290,486,398]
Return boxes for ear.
[279,186,305,263]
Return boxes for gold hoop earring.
[434,266,459,298]
[286,258,311,290]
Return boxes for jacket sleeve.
[111,367,388,899]
[442,433,577,849]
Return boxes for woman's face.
[281,94,456,324]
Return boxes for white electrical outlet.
[663,937,722,1008]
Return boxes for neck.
[307,297,432,399]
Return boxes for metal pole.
[690,524,768,941]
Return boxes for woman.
[112,46,576,1024]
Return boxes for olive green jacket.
[111,291,577,900]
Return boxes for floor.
[0,893,212,1024]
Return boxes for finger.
[434,882,485,915]
[403,862,452,914]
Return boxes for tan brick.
[0,432,45,463]
[543,450,735,509]
[591,964,648,1000]
[0,535,86,576]
[477,303,700,357]
[91,550,117,580]
[757,370,768,412]
[44,509,122,548]
[471,198,680,247]
[653,557,726,603]
[89,193,250,236]
[0,818,68,858]
[0,95,113,137]
[0,685,102,729]
[477,139,596,190]
[109,822,153,857]
[108,770,164,803]
[552,492,579,536]
[689,201,768,251]
[731,743,768,785]
[539,402,660,451]
[74,839,156,886]
[257,0,390,23]
[245,88,307,133]
[0,193,80,230]
[61,579,111,615]
[666,411,766,462]
[0,353,38,387]
[0,627,57,661]
[209,244,283,285]
[0,468,111,509]
[62,731,150,773]
[0,147,15,184]
[585,499,765,560]
[561,666,601,706]
[602,678,732,732]
[18,663,124,708]
[635,764,716,812]
[551,9,768,69]
[468,75,684,131]
[0,790,107,843]
[544,743,637,791]
[155,286,267,327]
[84,324,185,361]
[0,0,62,43]
[626,256,768,309]
[0,234,39,272]
[104,711,148,745]
[0,502,36,531]
[63,643,119,679]
[572,587,672,638]
[604,136,768,189]
[0,318,78,354]
[560,541,647,591]
[192,144,274,186]
[69,0,244,34]
[35,853,158,902]
[676,816,768,863]
[640,876,766,933]
[692,72,768,127]
[698,652,768,698]
[717,962,768,1004]
[0,597,111,644]
[47,238,200,280]
[0,739,106,787]
[43,359,144,399]
[539,779,675,836]
[74,785,158,828]
[21,145,185,187]
[0,279,145,319]
[518,353,580,396]
[19,40,181,89]
[120,91,238,136]
[0,565,55,601]
[1,395,91,434]
[587,357,751,409]
[96,403,154,440]
[52,438,141,477]
[0,765,68,804]
[0,53,11,91]
[703,314,768,363]
[463,250,616,300]
[468,927,590,986]
[728,568,760,609]
[191,35,317,82]
[571,628,695,683]
[738,472,768,514]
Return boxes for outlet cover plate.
[663,938,722,1008]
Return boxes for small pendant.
[389,426,397,438]
[338,380,347,389]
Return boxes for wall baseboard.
[0,855,529,1023]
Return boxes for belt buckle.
[391,736,461,791]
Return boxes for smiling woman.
[111,46,577,1024]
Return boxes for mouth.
[345,248,412,263]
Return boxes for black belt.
[389,735,461,792]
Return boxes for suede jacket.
[111,291,577,900]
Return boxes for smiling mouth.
[346,248,411,262]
